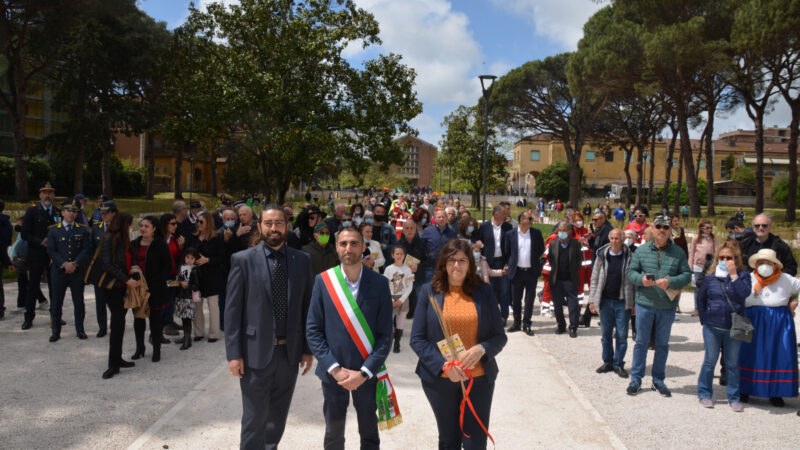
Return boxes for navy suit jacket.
[479,220,512,269]
[410,283,508,384]
[503,227,545,280]
[306,266,393,382]
[224,243,313,370]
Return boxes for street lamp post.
[479,74,497,222]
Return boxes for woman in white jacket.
[358,222,385,272]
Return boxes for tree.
[731,165,756,185]
[721,153,736,178]
[439,105,507,208]
[771,175,800,205]
[0,1,77,201]
[536,161,585,201]
[184,0,421,204]
[491,53,606,207]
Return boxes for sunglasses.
[718,256,733,261]
[654,225,670,230]
[633,214,644,218]
[591,218,600,221]
[701,226,712,230]
[753,224,769,229]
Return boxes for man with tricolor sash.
[307,226,397,450]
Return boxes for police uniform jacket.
[22,203,61,263]
[46,221,90,273]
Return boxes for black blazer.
[99,234,129,289]
[478,220,512,269]
[22,203,61,263]
[189,234,227,296]
[547,238,581,286]
[410,283,507,384]
[503,227,545,280]
[130,237,172,307]
[224,243,314,369]
[306,266,393,382]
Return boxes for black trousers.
[239,345,299,450]
[106,288,126,369]
[321,377,379,450]
[552,280,580,331]
[421,376,494,450]
[134,310,162,352]
[49,268,85,335]
[510,269,538,326]
[17,271,46,308]
[95,286,108,332]
[24,257,51,322]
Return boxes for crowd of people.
[1,182,799,449]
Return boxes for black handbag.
[718,279,754,343]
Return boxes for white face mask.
[624,238,634,247]
[575,221,583,228]
[757,263,774,278]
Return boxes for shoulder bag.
[84,236,117,289]
[718,278,754,343]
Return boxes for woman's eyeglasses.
[718,256,733,261]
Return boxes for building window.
[699,159,706,169]
[530,150,540,161]
[604,152,614,162]
[586,151,595,162]
[194,168,202,182]
[672,157,678,166]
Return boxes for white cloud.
[704,98,792,139]
[353,0,486,104]
[491,0,605,50]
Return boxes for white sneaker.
[12,306,25,313]
[37,300,49,310]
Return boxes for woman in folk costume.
[623,206,651,249]
[738,249,800,407]
[391,200,412,241]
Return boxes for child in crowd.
[384,245,413,353]
[175,248,200,350]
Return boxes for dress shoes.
[77,331,88,340]
[740,394,749,403]
[614,367,629,378]
[523,326,535,336]
[102,367,120,379]
[131,348,146,360]
[769,397,785,407]
[60,319,66,326]
[193,336,204,342]
[119,359,135,368]
[596,364,614,374]
[569,329,577,338]
[207,338,218,343]
[49,334,60,342]
[96,329,107,338]
[555,327,566,335]
[507,323,521,333]
[21,320,32,330]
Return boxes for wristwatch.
[360,369,371,379]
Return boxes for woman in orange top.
[411,239,507,450]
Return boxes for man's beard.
[261,231,285,247]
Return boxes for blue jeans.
[698,325,742,402]
[489,275,510,320]
[630,304,676,384]
[600,299,630,368]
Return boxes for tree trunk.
[661,125,678,211]
[567,155,582,208]
[647,134,656,210]
[73,146,85,195]
[676,106,700,216]
[623,148,633,208]
[753,112,765,214]
[705,105,716,215]
[674,147,684,216]
[101,145,112,198]
[174,141,185,200]
[635,145,644,206]
[210,143,218,197]
[146,132,156,200]
[11,105,28,202]
[785,107,799,221]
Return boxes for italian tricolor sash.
[320,266,402,430]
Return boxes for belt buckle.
[273,338,287,346]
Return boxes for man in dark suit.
[547,222,582,337]
[504,211,545,336]
[306,226,393,450]
[46,198,90,342]
[224,205,314,450]
[479,205,513,324]
[21,181,61,330]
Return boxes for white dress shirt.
[492,221,503,258]
[517,229,531,268]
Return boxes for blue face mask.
[421,218,427,225]
[224,221,236,229]
[473,251,481,260]
[466,225,475,234]
[365,218,374,225]
[557,231,568,240]
[717,260,729,273]
[341,221,353,228]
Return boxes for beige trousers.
[193,295,221,339]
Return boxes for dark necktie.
[271,254,288,321]
[66,225,71,233]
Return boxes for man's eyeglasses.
[654,225,670,230]
[754,224,769,229]
[591,218,600,221]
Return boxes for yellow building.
[0,80,68,156]
[511,129,793,197]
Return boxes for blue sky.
[138,0,791,151]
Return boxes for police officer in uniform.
[89,201,117,337]
[21,182,61,330]
[46,198,90,342]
